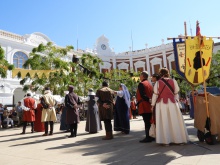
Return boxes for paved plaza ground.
[0,115,220,165]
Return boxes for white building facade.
[1,30,220,105]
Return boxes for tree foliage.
[206,50,220,87]
[21,42,74,95]
[71,53,103,96]
[104,69,140,97]
[0,46,14,78]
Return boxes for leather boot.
[21,122,27,134]
[109,131,113,139]
[102,132,113,140]
[49,121,53,135]
[31,122,34,133]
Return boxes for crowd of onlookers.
[0,102,64,129]
[179,97,190,115]
[0,103,17,128]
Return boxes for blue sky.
[1,0,220,53]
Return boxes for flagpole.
[184,22,195,111]
[185,21,195,111]
[197,21,210,121]
[167,36,220,40]
[189,20,193,36]
[184,21,187,37]
[77,24,79,51]
[131,30,133,52]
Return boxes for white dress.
[151,79,189,144]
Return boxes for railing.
[0,30,24,42]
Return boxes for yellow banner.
[185,36,213,86]
[176,43,185,73]
[12,69,57,79]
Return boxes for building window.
[153,64,160,74]
[171,61,176,70]
[13,52,28,68]
[101,69,108,74]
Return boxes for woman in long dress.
[60,103,70,131]
[84,89,102,133]
[114,84,130,134]
[34,101,45,132]
[151,68,189,146]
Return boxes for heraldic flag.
[184,36,213,86]
[173,38,185,78]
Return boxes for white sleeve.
[83,96,90,102]
[151,82,159,107]
[34,100,37,109]
[173,79,180,100]
[21,99,30,111]
[116,91,124,98]
[95,97,99,101]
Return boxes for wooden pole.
[184,21,196,113]
[167,36,220,40]
[184,21,187,37]
[197,21,210,119]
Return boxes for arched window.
[13,52,28,68]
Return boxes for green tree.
[20,42,74,95]
[171,70,193,97]
[0,46,14,78]
[206,51,220,87]
[71,53,103,96]
[104,69,140,97]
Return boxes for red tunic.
[34,103,45,132]
[23,97,36,122]
[136,80,153,114]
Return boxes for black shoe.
[150,137,155,141]
[68,135,75,138]
[139,138,152,143]
[20,132,25,134]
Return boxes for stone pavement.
[0,115,220,165]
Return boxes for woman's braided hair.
[159,68,170,78]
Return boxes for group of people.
[19,87,57,136]
[2,68,189,146]
[94,68,188,146]
[0,104,16,128]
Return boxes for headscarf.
[121,83,130,108]
[88,88,95,96]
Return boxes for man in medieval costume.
[136,71,154,143]
[96,81,115,140]
[65,85,80,138]
[20,93,37,134]
[41,87,57,136]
